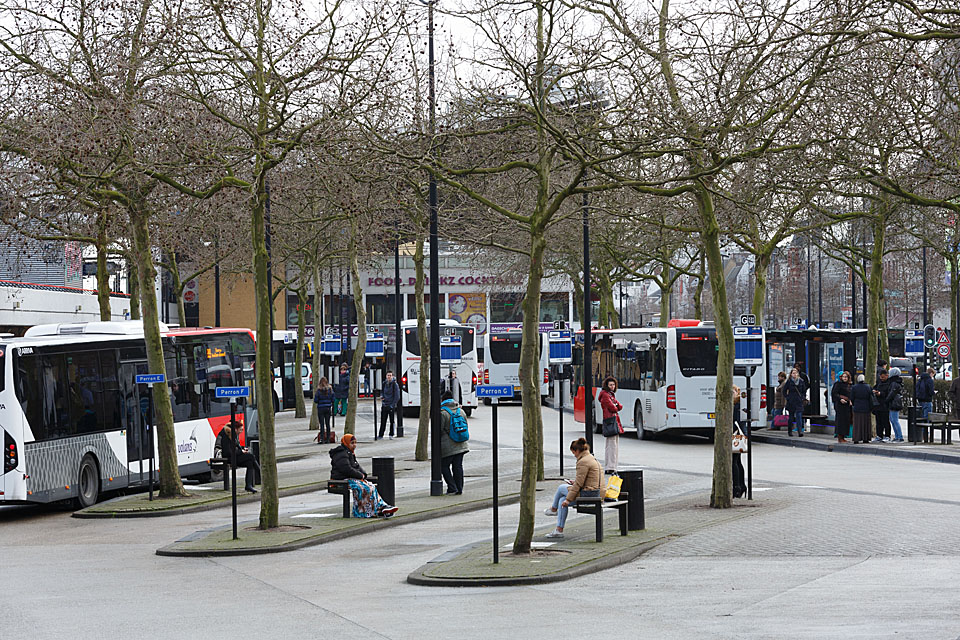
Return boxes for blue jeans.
[889,410,903,440]
[920,401,933,420]
[789,408,805,433]
[551,485,600,529]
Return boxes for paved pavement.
[4,403,960,639]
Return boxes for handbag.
[601,416,620,437]
[773,414,789,428]
[604,474,623,500]
[732,425,748,453]
[869,391,880,409]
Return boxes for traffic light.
[924,324,936,349]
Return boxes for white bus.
[482,330,550,404]
[400,319,478,416]
[574,323,765,439]
[0,321,256,508]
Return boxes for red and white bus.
[0,321,256,507]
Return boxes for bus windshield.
[405,326,475,356]
[489,334,522,364]
[675,328,718,376]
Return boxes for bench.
[916,413,960,444]
[209,456,230,490]
[574,493,629,542]
[327,476,379,518]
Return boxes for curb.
[751,433,960,465]
[406,536,673,587]
[72,482,325,519]
[155,493,523,557]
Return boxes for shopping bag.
[605,474,623,500]
[732,425,748,453]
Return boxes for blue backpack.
[443,405,469,443]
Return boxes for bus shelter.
[765,328,866,422]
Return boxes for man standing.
[378,371,401,440]
[442,370,462,406]
[333,363,350,417]
[916,366,936,421]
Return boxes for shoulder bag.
[732,425,748,453]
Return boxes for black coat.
[831,380,852,413]
[333,369,351,399]
[329,445,365,480]
[783,377,807,412]
[850,382,873,413]
[886,375,903,411]
[916,373,935,402]
[873,378,891,412]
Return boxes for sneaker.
[544,530,564,539]
[893,438,904,442]
[381,505,399,517]
[245,488,258,494]
[871,437,882,443]
[544,508,558,517]
[882,437,891,442]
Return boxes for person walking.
[850,375,874,443]
[313,377,335,444]
[333,363,350,417]
[885,367,905,442]
[793,362,811,388]
[872,369,892,442]
[831,371,853,443]
[220,421,260,493]
[543,437,603,539]
[439,391,469,494]
[916,366,935,421]
[783,367,807,436]
[598,376,623,474]
[378,371,401,440]
[771,371,787,429]
[361,362,372,398]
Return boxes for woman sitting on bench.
[543,437,603,539]
[329,434,398,518]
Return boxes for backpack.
[443,406,469,443]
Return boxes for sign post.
[135,373,166,501]
[477,384,514,564]
[548,327,572,476]
[216,387,250,540]
[734,325,763,501]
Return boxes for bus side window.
[42,355,73,439]
[16,353,45,441]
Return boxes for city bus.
[399,319,478,416]
[572,323,765,439]
[271,330,311,411]
[0,321,256,508]
[482,330,550,404]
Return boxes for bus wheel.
[464,407,473,417]
[637,405,656,440]
[74,454,100,509]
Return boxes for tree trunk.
[293,288,307,419]
[95,222,112,321]
[513,228,547,554]
[129,262,141,320]
[951,254,959,378]
[309,265,322,430]
[751,251,771,319]
[658,280,670,327]
[694,252,705,321]
[167,252,186,327]
[251,179,278,530]
[571,273,585,327]
[696,186,734,509]
[129,203,186,498]
[865,216,885,386]
[414,235,431,461]
[345,220,367,436]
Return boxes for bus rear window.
[489,335,522,364]
[676,329,718,376]
[405,328,421,356]
[404,327,474,357]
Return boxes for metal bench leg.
[343,492,351,518]
[619,505,628,536]
[595,509,603,542]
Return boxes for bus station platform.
[752,429,960,465]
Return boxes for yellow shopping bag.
[605,474,623,500]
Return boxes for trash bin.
[372,457,395,506]
[618,468,644,531]
[250,439,261,485]
[907,404,919,443]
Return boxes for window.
[67,352,101,434]
[489,334,522,364]
[324,294,357,325]
[404,327,421,356]
[406,294,445,320]
[366,294,397,324]
[285,294,315,328]
[539,293,568,323]
[490,293,523,323]
[41,355,72,438]
[16,352,44,441]
[676,328,718,376]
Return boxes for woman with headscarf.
[329,434,398,518]
[831,371,853,444]
[850,374,874,444]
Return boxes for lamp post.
[425,0,442,496]
[582,189,594,451]
[395,234,404,437]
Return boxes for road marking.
[292,513,336,519]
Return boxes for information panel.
[547,330,573,364]
[733,326,764,366]
[440,335,462,365]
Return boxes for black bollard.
[619,468,645,530]
[372,457,395,506]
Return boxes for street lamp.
[395,233,404,437]
[582,188,594,451]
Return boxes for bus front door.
[121,362,152,486]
